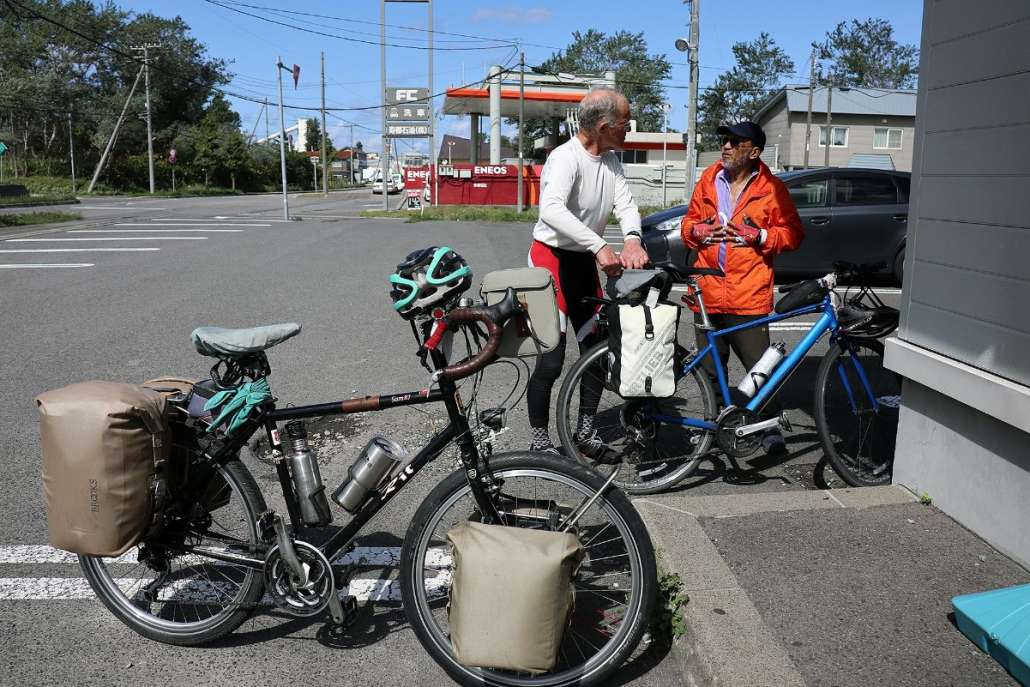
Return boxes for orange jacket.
[679,160,804,315]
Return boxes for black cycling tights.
[527,331,605,430]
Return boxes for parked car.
[640,168,910,284]
[372,172,403,195]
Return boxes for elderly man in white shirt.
[526,87,648,457]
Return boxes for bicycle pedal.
[778,413,793,433]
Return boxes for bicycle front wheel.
[400,452,657,687]
[80,460,267,646]
[556,342,717,495]
[815,339,901,486]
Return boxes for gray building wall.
[784,114,915,171]
[885,0,1030,568]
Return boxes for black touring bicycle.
[76,247,657,687]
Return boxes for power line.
[204,0,514,52]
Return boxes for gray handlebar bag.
[446,521,584,673]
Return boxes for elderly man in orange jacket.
[680,121,804,453]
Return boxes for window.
[833,174,899,206]
[874,127,904,150]
[618,150,647,164]
[787,178,829,208]
[818,126,849,148]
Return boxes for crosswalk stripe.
[0,263,93,269]
[7,237,207,242]
[70,229,244,234]
[0,248,159,253]
[0,575,450,603]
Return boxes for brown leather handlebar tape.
[341,396,381,413]
[440,308,503,381]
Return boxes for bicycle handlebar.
[437,288,521,381]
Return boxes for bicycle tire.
[814,339,901,487]
[80,460,267,646]
[400,451,657,687]
[555,342,717,495]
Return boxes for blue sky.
[116,1,924,153]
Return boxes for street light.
[674,38,691,52]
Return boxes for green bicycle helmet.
[389,246,473,319]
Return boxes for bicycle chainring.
[264,541,335,617]
[715,407,762,458]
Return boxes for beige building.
[753,86,917,172]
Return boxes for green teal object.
[0,142,7,156]
[389,273,419,310]
[203,377,272,434]
[953,584,1030,686]
[427,246,471,285]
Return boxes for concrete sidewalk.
[635,486,1030,686]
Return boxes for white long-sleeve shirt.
[532,136,642,254]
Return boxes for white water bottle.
[738,342,787,397]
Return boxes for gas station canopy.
[443,70,616,119]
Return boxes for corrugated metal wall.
[900,0,1030,387]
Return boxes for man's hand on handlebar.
[619,237,649,270]
[595,245,623,278]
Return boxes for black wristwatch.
[624,230,642,241]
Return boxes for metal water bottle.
[737,342,787,398]
[332,436,408,513]
[285,421,332,526]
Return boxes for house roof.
[753,85,917,123]
[438,134,514,162]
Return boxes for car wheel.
[893,247,905,286]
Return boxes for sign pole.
[381,0,389,212]
[276,56,290,221]
[517,51,525,213]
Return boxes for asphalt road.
[0,192,902,685]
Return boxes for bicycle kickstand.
[326,563,360,630]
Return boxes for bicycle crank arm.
[272,513,309,586]
[733,416,782,438]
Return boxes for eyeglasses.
[721,136,751,148]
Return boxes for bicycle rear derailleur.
[715,407,791,458]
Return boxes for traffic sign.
[0,142,7,156]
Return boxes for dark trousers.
[694,313,780,416]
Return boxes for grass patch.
[362,202,684,224]
[0,211,81,226]
[0,194,78,207]
[650,551,689,648]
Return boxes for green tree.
[815,18,919,88]
[304,118,334,157]
[697,33,795,151]
[221,130,249,190]
[511,30,671,156]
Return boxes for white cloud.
[471,7,552,24]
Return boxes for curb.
[633,486,917,686]
[0,199,80,210]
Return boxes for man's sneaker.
[761,429,787,455]
[576,431,621,465]
[530,444,565,458]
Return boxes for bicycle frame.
[195,346,501,570]
[655,294,867,431]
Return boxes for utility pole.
[517,51,525,213]
[88,65,144,193]
[682,0,700,201]
[429,0,437,207]
[68,112,76,194]
[321,51,329,197]
[662,102,669,207]
[380,0,389,212]
[803,50,816,169]
[132,43,161,194]
[276,56,290,221]
[823,75,833,169]
[264,97,270,142]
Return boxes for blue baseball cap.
[717,122,766,151]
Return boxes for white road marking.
[114,223,269,227]
[0,263,93,269]
[0,575,450,603]
[0,544,451,568]
[7,237,207,242]
[74,206,168,211]
[0,248,159,253]
[71,229,244,233]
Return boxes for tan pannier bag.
[480,267,560,358]
[36,381,169,557]
[446,521,584,673]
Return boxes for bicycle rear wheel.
[80,460,267,646]
[555,342,717,495]
[815,339,901,486]
[400,452,657,687]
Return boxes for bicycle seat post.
[690,278,715,331]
